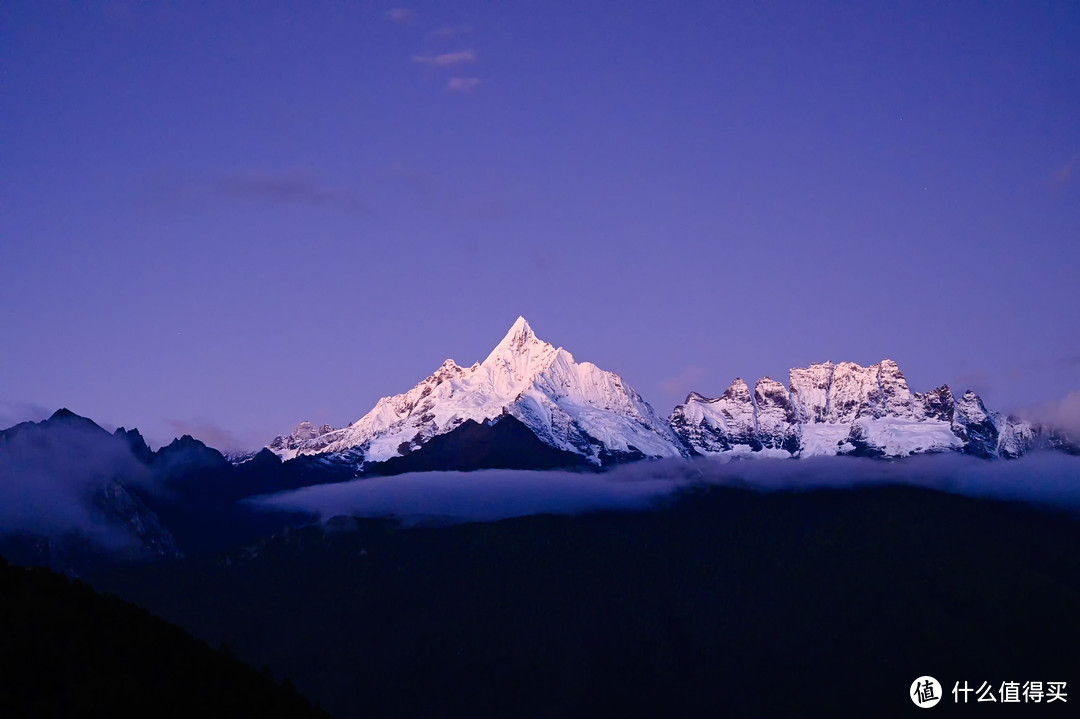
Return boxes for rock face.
[0,410,180,573]
[669,376,803,457]
[267,318,687,467]
[97,480,180,560]
[268,422,338,462]
[952,391,1000,459]
[257,319,1069,467]
[670,379,759,454]
[914,385,956,423]
[672,359,1039,460]
[997,418,1038,459]
[788,363,834,424]
[754,378,801,454]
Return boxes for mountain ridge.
[267,317,686,468]
[672,359,1045,459]
[266,319,1072,465]
[3,319,1077,572]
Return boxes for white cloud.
[249,453,1080,525]
[413,50,477,67]
[446,76,482,92]
[383,8,415,24]
[1020,390,1080,437]
[1054,154,1078,185]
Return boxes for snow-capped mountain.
[266,321,1070,469]
[671,359,1038,459]
[266,421,338,462]
[268,317,686,467]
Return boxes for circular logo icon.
[911,676,942,708]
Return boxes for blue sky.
[2,1,1078,449]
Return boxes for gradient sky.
[2,1,1078,450]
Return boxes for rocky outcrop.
[673,359,1040,460]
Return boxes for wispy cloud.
[660,366,707,397]
[0,401,52,430]
[430,25,471,38]
[214,171,364,212]
[250,453,1080,525]
[1054,154,1078,185]
[0,420,155,547]
[1019,390,1080,438]
[413,49,476,67]
[1059,353,1080,369]
[383,164,508,222]
[383,8,415,24]
[385,164,440,198]
[164,419,254,454]
[446,76,482,92]
[955,370,992,394]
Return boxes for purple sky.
[2,2,1078,450]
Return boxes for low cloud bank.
[0,422,155,548]
[1020,390,1080,439]
[0,401,51,430]
[250,452,1080,525]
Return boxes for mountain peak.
[269,316,686,465]
[482,316,550,365]
[503,316,536,345]
[722,378,751,399]
[44,407,107,434]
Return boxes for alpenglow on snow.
[267,317,687,467]
[265,318,1062,468]
[670,360,1041,459]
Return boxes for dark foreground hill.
[0,556,328,719]
[92,484,1080,718]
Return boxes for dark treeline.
[0,556,328,718]
[92,484,1080,718]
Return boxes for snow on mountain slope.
[270,318,686,466]
[951,391,995,453]
[788,363,834,424]
[799,423,853,457]
[845,417,963,457]
[674,359,1034,459]
[997,416,1037,459]
[753,378,801,453]
[669,379,758,454]
[267,421,338,462]
[265,323,1048,470]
